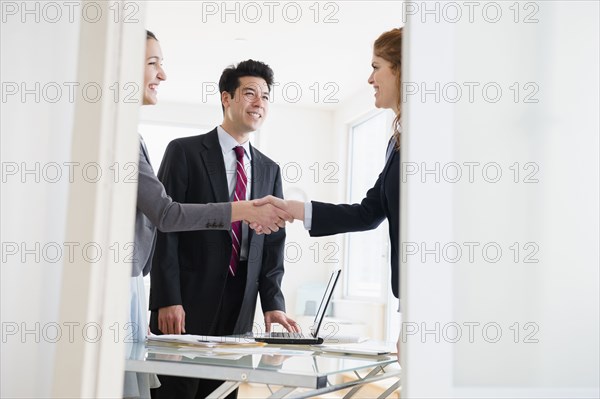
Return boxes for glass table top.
[126,342,400,389]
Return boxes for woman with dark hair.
[123,30,291,399]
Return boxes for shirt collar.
[217,125,252,160]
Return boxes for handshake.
[232,195,304,234]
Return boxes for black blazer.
[149,129,286,335]
[310,143,400,298]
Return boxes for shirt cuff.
[303,201,313,230]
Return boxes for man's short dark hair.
[146,30,158,41]
[219,60,274,111]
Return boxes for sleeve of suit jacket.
[258,164,287,313]
[310,170,387,237]
[137,143,232,232]
[148,140,199,308]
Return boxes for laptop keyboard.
[268,332,306,339]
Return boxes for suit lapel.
[380,139,398,214]
[200,129,230,203]
[249,143,267,200]
[247,144,269,247]
[139,135,153,169]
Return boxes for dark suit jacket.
[149,129,286,335]
[133,136,231,277]
[310,143,400,298]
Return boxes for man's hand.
[158,305,186,335]
[264,310,301,333]
[250,196,305,234]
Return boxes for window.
[344,110,393,301]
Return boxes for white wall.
[1,12,79,399]
[261,104,342,330]
[403,1,599,397]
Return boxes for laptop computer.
[251,269,341,345]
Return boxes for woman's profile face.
[143,39,166,105]
[368,54,399,113]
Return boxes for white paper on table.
[214,347,314,356]
[147,334,256,345]
[318,342,394,356]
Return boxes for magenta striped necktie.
[229,146,247,276]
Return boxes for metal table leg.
[343,366,384,398]
[206,380,241,399]
[377,379,401,399]
[268,386,297,398]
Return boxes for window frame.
[342,109,395,304]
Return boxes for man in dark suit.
[149,60,299,399]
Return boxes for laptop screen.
[310,269,341,338]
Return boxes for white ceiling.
[145,1,403,110]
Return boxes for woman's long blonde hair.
[374,27,402,150]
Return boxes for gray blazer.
[132,135,231,277]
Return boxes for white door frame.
[52,1,145,397]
